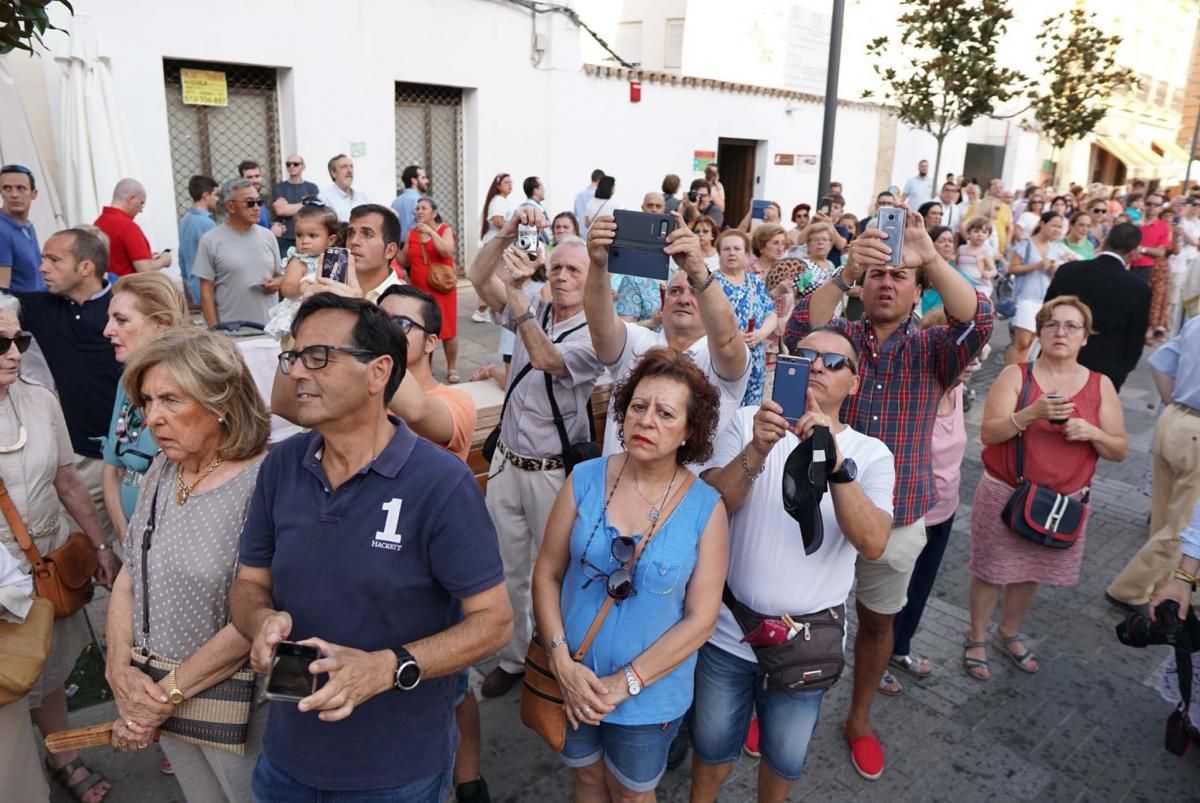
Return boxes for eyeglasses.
[0,333,31,354]
[390,315,433,335]
[1040,321,1086,334]
[581,535,637,600]
[1090,207,1106,214]
[793,347,856,373]
[285,161,303,167]
[278,344,380,374]
[240,198,264,208]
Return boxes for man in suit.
[1044,222,1148,391]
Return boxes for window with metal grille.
[163,60,281,221]
[395,82,464,268]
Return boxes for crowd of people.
[0,150,1197,803]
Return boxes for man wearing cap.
[0,164,46,291]
[783,206,992,780]
[691,326,895,803]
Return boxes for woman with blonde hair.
[101,272,190,542]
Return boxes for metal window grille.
[394,82,464,268]
[163,60,281,221]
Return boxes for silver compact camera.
[516,224,539,258]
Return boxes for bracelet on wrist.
[740,449,766,482]
[1173,569,1198,590]
[1010,412,1027,432]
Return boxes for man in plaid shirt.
[784,207,992,781]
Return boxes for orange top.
[425,382,476,462]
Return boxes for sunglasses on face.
[285,161,303,167]
[240,198,264,208]
[0,333,32,354]
[581,535,637,601]
[793,347,856,373]
[278,344,379,374]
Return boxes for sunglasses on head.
[0,333,32,354]
[793,347,855,373]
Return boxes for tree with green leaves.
[0,0,72,55]
[863,0,1025,183]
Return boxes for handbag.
[721,586,846,692]
[544,371,600,477]
[131,473,255,755]
[0,478,96,619]
[520,473,695,751]
[1000,364,1089,549]
[0,597,54,705]
[482,304,589,464]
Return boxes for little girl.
[957,216,998,299]
[265,204,341,337]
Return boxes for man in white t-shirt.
[690,326,895,803]
[584,213,749,462]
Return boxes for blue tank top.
[560,456,720,725]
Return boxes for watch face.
[397,661,421,690]
[169,689,185,705]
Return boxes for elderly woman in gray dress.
[104,328,270,803]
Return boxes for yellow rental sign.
[181,69,228,107]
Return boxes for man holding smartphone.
[230,294,512,800]
[783,206,992,781]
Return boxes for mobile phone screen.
[264,642,319,702]
[322,248,348,282]
[772,356,811,423]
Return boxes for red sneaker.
[847,733,884,780]
[743,716,761,758]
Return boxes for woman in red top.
[401,197,460,381]
[964,297,1128,680]
[1131,194,1173,342]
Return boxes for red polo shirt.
[94,206,152,277]
[1131,218,1169,269]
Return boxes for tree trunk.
[932,134,946,195]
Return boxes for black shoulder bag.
[1000,364,1089,549]
[544,370,600,477]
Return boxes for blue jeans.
[893,516,956,657]
[691,643,825,781]
[560,717,683,793]
[251,752,452,802]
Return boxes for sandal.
[878,670,903,696]
[889,653,933,679]
[962,640,991,681]
[46,756,109,802]
[992,630,1039,674]
[447,370,461,384]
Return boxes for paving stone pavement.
[53,293,1200,802]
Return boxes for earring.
[218,417,226,425]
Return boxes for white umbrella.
[0,56,67,236]
[55,14,134,226]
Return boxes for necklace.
[176,457,223,505]
[0,394,27,454]
[631,463,680,523]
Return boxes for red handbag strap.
[0,476,44,570]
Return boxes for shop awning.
[1094,135,1165,178]
[1153,138,1194,166]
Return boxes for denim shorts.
[251,752,452,803]
[691,643,825,781]
[453,669,470,706]
[560,716,683,793]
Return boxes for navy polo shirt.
[239,418,505,791]
[16,287,121,458]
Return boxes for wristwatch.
[623,665,643,696]
[831,268,853,294]
[512,309,535,327]
[828,457,858,484]
[166,669,185,705]
[687,269,717,294]
[392,646,422,692]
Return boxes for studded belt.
[497,440,563,472]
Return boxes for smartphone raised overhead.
[321,247,349,283]
[263,641,319,702]
[750,199,771,231]
[608,210,677,281]
[772,355,812,424]
[872,206,905,267]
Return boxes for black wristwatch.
[828,457,858,484]
[392,646,421,692]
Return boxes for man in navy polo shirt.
[230,294,512,800]
[0,164,46,291]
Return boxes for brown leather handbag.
[0,596,54,705]
[0,478,97,619]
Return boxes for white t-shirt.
[1172,218,1200,276]
[1016,211,1041,237]
[602,323,750,466]
[584,196,615,230]
[482,195,514,245]
[707,408,896,662]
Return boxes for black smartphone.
[818,196,833,215]
[321,247,349,282]
[609,210,677,280]
[263,641,319,702]
[596,176,615,200]
[772,355,812,423]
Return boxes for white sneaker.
[471,310,490,324]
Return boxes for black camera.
[687,190,698,203]
[1116,601,1196,650]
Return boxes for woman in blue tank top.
[533,347,730,799]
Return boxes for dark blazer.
[1044,253,1150,391]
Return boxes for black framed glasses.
[793,347,856,374]
[278,344,379,375]
[241,198,264,208]
[0,333,31,354]
[391,315,434,335]
[581,535,637,601]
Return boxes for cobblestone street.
[56,291,1200,802]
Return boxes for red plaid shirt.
[784,294,993,526]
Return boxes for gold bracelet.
[1173,569,1198,589]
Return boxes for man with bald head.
[609,193,669,325]
[641,191,665,213]
[94,178,172,278]
[271,154,319,256]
